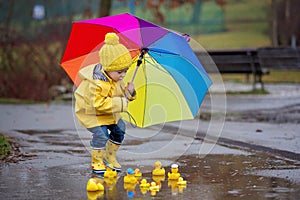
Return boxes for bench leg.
[252,74,256,90]
[246,74,250,83]
[259,75,265,90]
[256,74,265,90]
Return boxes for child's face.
[106,68,128,82]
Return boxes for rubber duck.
[134,168,142,178]
[152,161,165,176]
[149,181,160,190]
[86,178,104,192]
[177,177,187,185]
[149,181,160,196]
[168,163,181,180]
[124,168,137,184]
[104,165,117,178]
[139,178,150,195]
[140,178,150,188]
[177,177,187,194]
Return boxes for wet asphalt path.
[0,83,300,199]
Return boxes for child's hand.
[127,82,134,95]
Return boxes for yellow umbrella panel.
[122,55,194,128]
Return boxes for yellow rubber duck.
[168,163,181,180]
[139,179,150,195]
[104,165,117,178]
[124,168,137,184]
[86,178,104,192]
[140,178,150,188]
[177,177,187,185]
[134,168,142,178]
[149,181,160,190]
[149,181,160,196]
[152,161,165,176]
[177,177,187,193]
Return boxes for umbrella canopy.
[60,13,212,128]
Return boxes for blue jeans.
[88,120,126,149]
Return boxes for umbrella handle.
[131,48,148,82]
[131,66,139,83]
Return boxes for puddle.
[1,153,299,199]
[1,128,299,199]
[89,153,300,199]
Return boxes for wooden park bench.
[196,49,269,90]
[257,47,300,69]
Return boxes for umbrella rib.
[145,56,170,75]
[140,56,166,127]
[136,18,144,47]
[150,49,178,56]
[142,61,148,127]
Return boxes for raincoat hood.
[77,64,110,83]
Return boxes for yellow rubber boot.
[91,149,106,174]
[104,140,121,172]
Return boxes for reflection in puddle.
[85,154,300,199]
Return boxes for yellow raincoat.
[74,64,136,128]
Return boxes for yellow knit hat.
[99,33,132,71]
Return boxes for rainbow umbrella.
[60,13,212,128]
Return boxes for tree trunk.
[271,0,279,47]
[190,1,203,24]
[99,0,112,18]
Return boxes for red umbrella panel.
[60,13,169,85]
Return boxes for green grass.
[262,70,300,83]
[0,98,42,104]
[225,0,270,21]
[197,0,272,49]
[0,133,12,157]
[196,30,271,49]
[226,89,269,95]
